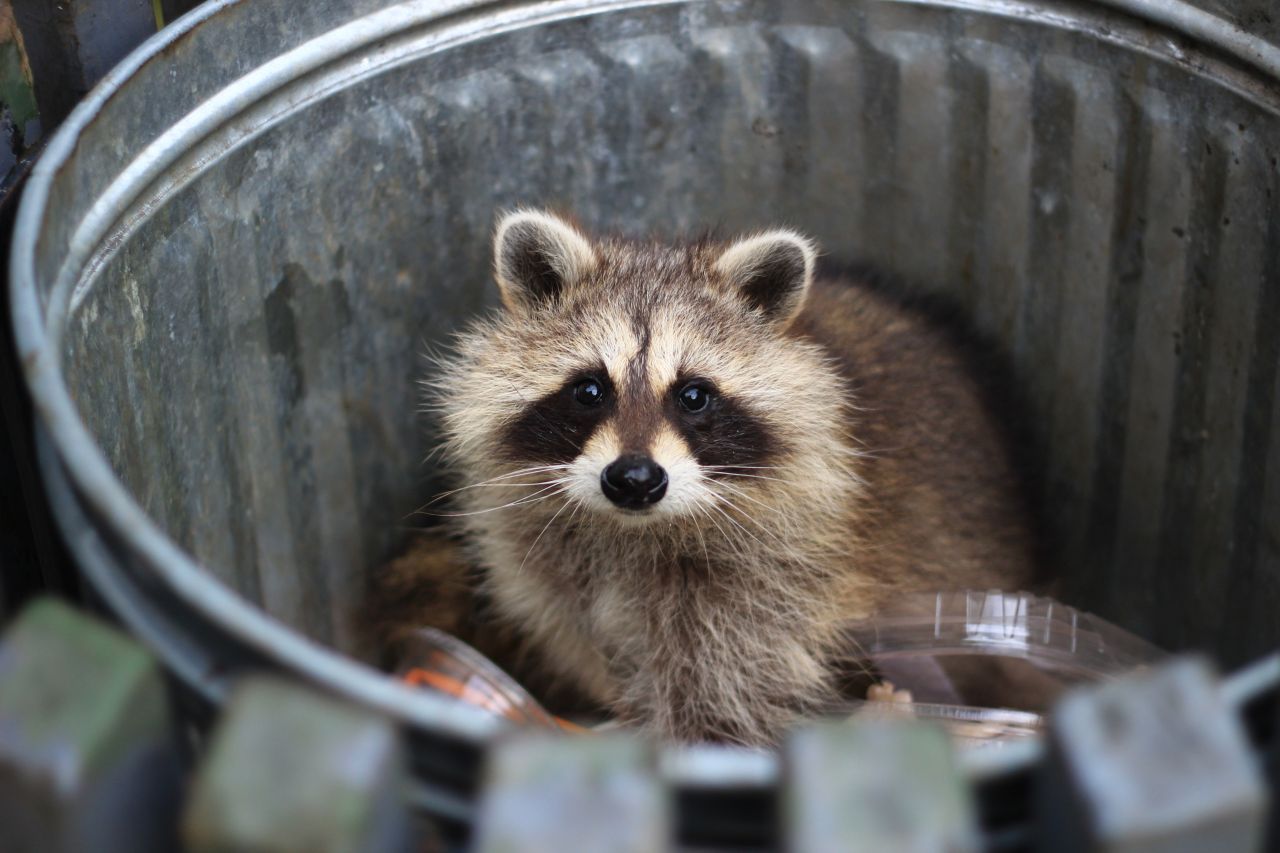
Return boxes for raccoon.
[372,209,1037,746]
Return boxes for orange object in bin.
[395,628,582,732]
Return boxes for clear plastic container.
[394,627,580,731]
[839,590,1167,748]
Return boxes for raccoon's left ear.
[493,209,599,313]
[713,230,817,328]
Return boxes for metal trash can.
[10,0,1280,836]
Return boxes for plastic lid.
[841,589,1165,678]
[838,590,1167,748]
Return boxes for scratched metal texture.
[9,0,1280,836]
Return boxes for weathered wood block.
[1039,656,1267,853]
[474,733,669,853]
[183,676,411,853]
[783,719,979,853]
[0,598,181,853]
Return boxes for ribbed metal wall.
[34,0,1280,665]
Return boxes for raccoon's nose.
[601,454,668,509]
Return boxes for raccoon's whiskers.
[463,478,573,490]
[447,463,572,490]
[725,481,819,541]
[415,484,567,517]
[690,501,732,555]
[691,519,712,579]
[689,493,753,563]
[703,495,772,554]
[420,464,572,506]
[703,484,805,559]
[706,480,785,518]
[704,490,794,554]
[705,471,787,484]
[517,496,579,575]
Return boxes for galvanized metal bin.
[10,0,1280,837]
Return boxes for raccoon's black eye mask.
[500,371,615,463]
[666,377,779,471]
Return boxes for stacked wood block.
[1040,658,1268,853]
[183,678,412,853]
[0,599,181,852]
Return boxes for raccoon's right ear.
[493,210,599,313]
[714,229,817,328]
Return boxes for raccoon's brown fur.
[367,210,1037,746]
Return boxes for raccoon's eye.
[573,378,606,406]
[677,382,713,413]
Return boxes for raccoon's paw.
[865,680,914,705]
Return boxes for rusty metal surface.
[9,0,1280,838]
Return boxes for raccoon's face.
[437,210,847,529]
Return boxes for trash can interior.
[21,0,1280,705]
